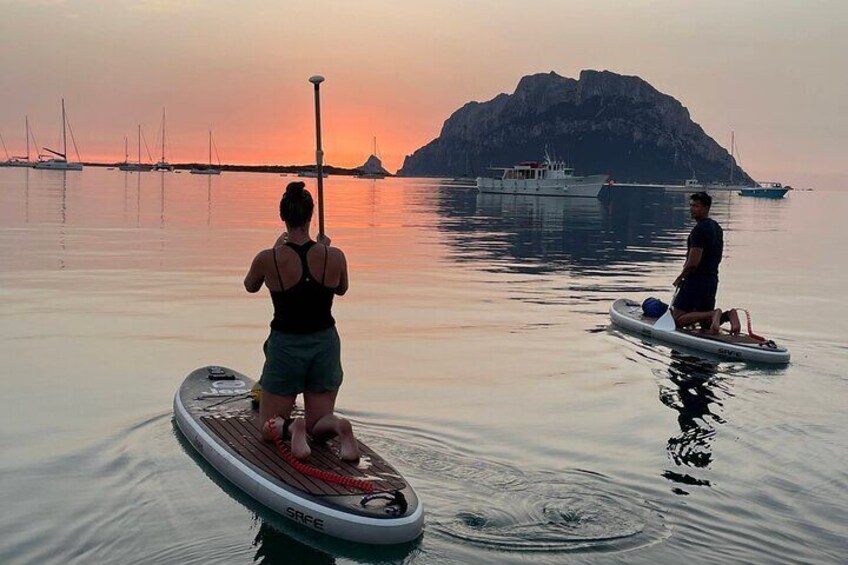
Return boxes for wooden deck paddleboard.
[173,366,424,544]
[610,299,790,364]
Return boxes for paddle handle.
[310,76,326,238]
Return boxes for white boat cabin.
[500,160,575,180]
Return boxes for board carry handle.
[360,490,408,516]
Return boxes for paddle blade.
[654,310,677,332]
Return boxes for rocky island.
[398,70,752,185]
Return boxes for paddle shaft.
[311,80,325,238]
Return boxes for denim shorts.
[260,326,343,396]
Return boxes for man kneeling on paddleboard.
[244,181,360,462]
[672,191,741,335]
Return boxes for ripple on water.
[364,431,668,556]
[431,471,664,554]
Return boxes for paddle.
[653,287,679,332]
[309,75,326,239]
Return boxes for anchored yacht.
[476,152,608,198]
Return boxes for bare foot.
[728,309,741,335]
[709,309,722,335]
[337,419,361,462]
[289,418,311,460]
[262,417,284,442]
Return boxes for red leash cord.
[738,309,767,342]
[266,418,375,493]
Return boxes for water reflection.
[207,175,213,226]
[160,171,166,228]
[434,187,693,274]
[252,522,335,565]
[658,352,730,494]
[24,167,30,223]
[59,170,67,269]
[136,172,141,226]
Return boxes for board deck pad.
[627,308,762,345]
[200,413,406,496]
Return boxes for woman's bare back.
[257,242,347,294]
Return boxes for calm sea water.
[0,167,845,564]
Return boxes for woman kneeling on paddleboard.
[244,181,360,462]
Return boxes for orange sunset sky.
[1,0,846,188]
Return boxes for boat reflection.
[433,186,693,274]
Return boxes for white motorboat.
[476,151,608,198]
[34,99,83,171]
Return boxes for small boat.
[190,130,222,175]
[173,366,424,544]
[476,150,608,198]
[298,169,328,178]
[152,107,173,172]
[609,298,790,364]
[739,182,790,198]
[34,99,83,171]
[119,125,153,172]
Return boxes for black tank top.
[269,241,335,334]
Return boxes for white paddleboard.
[174,366,424,544]
[610,299,790,364]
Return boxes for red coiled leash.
[738,308,766,342]
[266,418,375,493]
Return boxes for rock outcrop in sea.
[358,154,390,176]
[398,70,752,184]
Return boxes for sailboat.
[152,107,173,171]
[721,131,789,198]
[0,117,37,167]
[0,129,12,166]
[119,136,129,168]
[190,130,222,175]
[701,131,755,191]
[34,99,83,170]
[355,137,389,178]
[120,125,153,172]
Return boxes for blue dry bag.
[642,297,669,318]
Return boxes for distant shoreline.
[85,162,388,177]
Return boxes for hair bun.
[285,181,306,196]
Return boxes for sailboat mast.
[25,116,29,161]
[208,130,212,166]
[62,98,67,159]
[730,130,735,184]
[137,125,141,164]
[161,107,166,162]
[125,136,129,163]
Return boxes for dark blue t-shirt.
[688,218,723,278]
